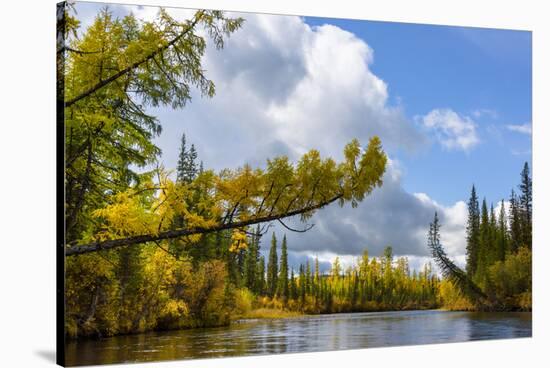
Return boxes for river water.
[65,310,531,366]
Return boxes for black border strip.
[56,2,66,366]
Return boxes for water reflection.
[65,310,531,366]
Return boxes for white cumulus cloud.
[506,123,532,135]
[420,108,480,152]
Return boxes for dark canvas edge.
[56,2,66,366]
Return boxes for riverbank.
[65,310,532,366]
[238,308,303,320]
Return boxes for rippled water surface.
[65,310,532,366]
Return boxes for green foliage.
[428,162,532,311]
[519,163,532,249]
[266,233,278,298]
[487,247,532,310]
[278,235,289,302]
[466,185,480,277]
[176,133,199,184]
[438,280,475,311]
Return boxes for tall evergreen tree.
[305,260,312,295]
[198,160,204,175]
[314,257,320,283]
[314,257,320,298]
[176,133,188,183]
[477,198,490,282]
[299,264,306,305]
[266,233,279,298]
[176,133,199,183]
[278,235,289,301]
[290,269,297,300]
[519,162,532,249]
[244,228,260,292]
[188,144,198,179]
[256,255,266,295]
[509,189,522,253]
[489,202,497,265]
[497,199,509,261]
[466,185,480,277]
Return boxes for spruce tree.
[519,162,532,249]
[509,190,522,253]
[176,133,199,183]
[278,235,289,302]
[497,199,509,261]
[315,257,320,283]
[466,185,480,277]
[176,133,188,183]
[290,269,297,300]
[489,202,497,265]
[314,257,320,299]
[244,228,259,292]
[189,144,198,179]
[477,198,490,282]
[299,264,306,305]
[257,255,266,295]
[306,260,312,295]
[198,160,204,175]
[266,233,279,298]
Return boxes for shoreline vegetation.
[59,5,531,342]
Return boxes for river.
[65,310,531,366]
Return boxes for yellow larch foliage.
[229,229,248,253]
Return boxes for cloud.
[147,12,428,174]
[506,123,532,135]
[472,108,498,119]
[511,148,532,156]
[419,108,480,152]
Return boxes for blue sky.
[305,16,532,206]
[74,3,532,269]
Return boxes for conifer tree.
[305,260,312,295]
[489,202,497,265]
[176,133,199,184]
[497,199,509,261]
[176,133,188,183]
[314,257,320,298]
[509,190,522,253]
[189,144,198,179]
[278,235,289,302]
[244,228,259,292]
[466,185,480,277]
[266,233,279,297]
[257,255,266,295]
[314,257,320,283]
[290,269,298,300]
[519,162,532,249]
[299,264,306,305]
[477,198,490,281]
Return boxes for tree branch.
[277,219,315,233]
[64,11,204,107]
[66,193,343,256]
